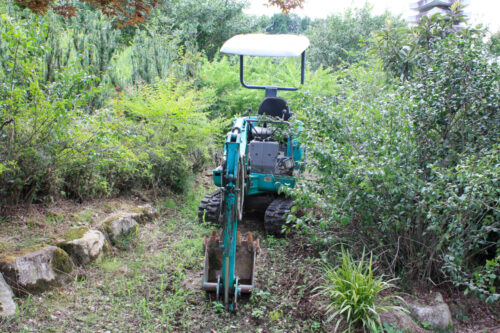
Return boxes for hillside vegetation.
[0,0,498,330]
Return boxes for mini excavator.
[199,34,310,309]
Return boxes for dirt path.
[0,192,329,332]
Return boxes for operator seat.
[258,97,292,120]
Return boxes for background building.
[409,0,470,27]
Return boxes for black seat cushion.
[258,97,291,120]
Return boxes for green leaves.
[290,19,499,302]
[314,248,404,332]
[0,2,218,202]
[307,5,401,70]
[114,77,217,192]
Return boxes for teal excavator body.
[199,34,309,309]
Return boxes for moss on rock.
[0,245,72,294]
[0,244,50,263]
[57,227,90,246]
[51,248,72,274]
[57,229,108,266]
[101,212,135,226]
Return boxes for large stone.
[103,215,138,243]
[409,292,453,331]
[380,307,425,333]
[0,246,72,295]
[133,204,159,224]
[0,272,16,317]
[57,228,109,266]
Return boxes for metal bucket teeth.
[202,231,259,294]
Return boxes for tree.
[14,0,159,26]
[489,31,500,56]
[265,13,310,34]
[295,10,499,301]
[307,5,397,69]
[16,0,304,25]
[266,0,304,14]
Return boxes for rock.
[0,272,16,317]
[380,308,425,333]
[448,299,472,321]
[103,215,138,243]
[133,204,159,224]
[0,246,72,295]
[100,204,157,244]
[409,292,453,331]
[57,228,109,266]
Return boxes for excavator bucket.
[202,231,259,298]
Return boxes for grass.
[0,197,145,255]
[0,185,332,332]
[0,192,498,332]
[314,247,405,332]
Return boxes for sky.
[245,0,500,33]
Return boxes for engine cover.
[248,141,279,174]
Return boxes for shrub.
[314,248,403,332]
[0,8,98,204]
[292,41,499,301]
[0,5,218,204]
[114,77,218,193]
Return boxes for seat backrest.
[258,97,291,120]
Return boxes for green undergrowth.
[1,187,332,332]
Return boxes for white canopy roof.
[220,34,310,57]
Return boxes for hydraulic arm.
[199,33,309,310]
[202,119,259,309]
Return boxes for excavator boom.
[202,120,258,309]
[200,34,309,310]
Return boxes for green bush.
[0,8,98,204]
[292,35,499,301]
[314,247,403,332]
[0,5,218,204]
[114,77,218,192]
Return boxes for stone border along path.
[0,204,158,318]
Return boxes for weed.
[163,198,176,209]
[265,235,287,247]
[269,309,283,321]
[310,321,322,332]
[212,301,225,313]
[98,258,126,273]
[314,247,405,332]
[421,322,432,330]
[112,225,139,250]
[250,289,272,307]
[252,307,265,319]
[71,210,94,224]
[381,323,406,333]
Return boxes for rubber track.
[198,189,223,224]
[264,197,293,236]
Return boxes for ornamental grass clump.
[314,247,404,332]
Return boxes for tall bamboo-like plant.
[130,26,179,84]
[69,8,122,110]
